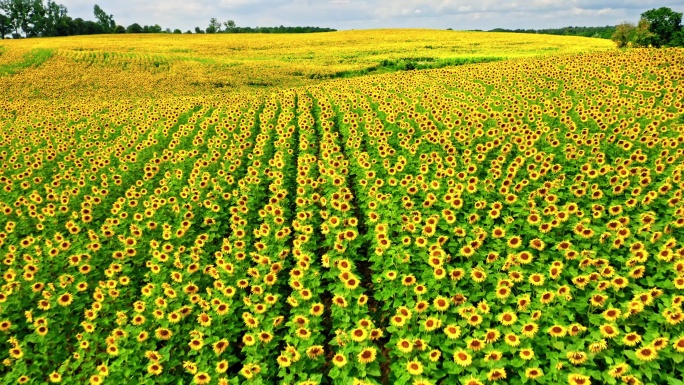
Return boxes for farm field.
[0,30,614,99]
[1,31,684,385]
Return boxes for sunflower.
[525,367,543,379]
[106,344,119,356]
[415,300,429,313]
[460,245,475,258]
[548,325,567,338]
[193,372,211,385]
[423,317,441,332]
[567,351,587,365]
[433,296,449,311]
[608,362,630,378]
[397,338,413,353]
[622,332,641,347]
[602,308,621,322]
[215,360,229,373]
[148,363,163,375]
[567,372,595,385]
[210,339,228,356]
[453,350,472,367]
[391,315,407,327]
[332,353,347,367]
[471,269,487,283]
[589,339,607,353]
[484,350,502,362]
[196,313,212,327]
[467,338,485,351]
[406,359,423,375]
[498,311,517,326]
[599,324,619,339]
[310,303,324,317]
[277,354,292,368]
[484,329,501,343]
[519,348,534,360]
[652,337,669,350]
[357,347,377,364]
[155,328,172,340]
[370,328,384,340]
[463,377,484,385]
[620,375,640,385]
[673,336,684,353]
[635,346,657,362]
[259,331,274,344]
[49,372,62,383]
[487,368,506,381]
[57,293,73,306]
[306,345,325,359]
[136,331,149,342]
[467,313,483,327]
[495,286,511,300]
[507,236,522,249]
[504,333,520,347]
[350,328,367,342]
[521,322,539,338]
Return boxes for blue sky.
[59,0,684,31]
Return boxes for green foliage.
[93,4,114,33]
[489,25,617,39]
[612,20,656,48]
[207,17,221,33]
[323,56,504,79]
[641,7,683,47]
[614,7,684,48]
[0,13,10,38]
[126,22,142,33]
[0,47,54,75]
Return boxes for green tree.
[223,19,235,32]
[612,22,636,48]
[0,11,11,38]
[207,17,220,33]
[26,0,46,36]
[93,4,114,33]
[42,0,69,37]
[633,18,657,47]
[612,19,655,48]
[672,29,684,46]
[126,22,142,33]
[1,0,32,37]
[641,7,683,47]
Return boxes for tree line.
[0,1,335,39]
[485,6,684,48]
[611,7,684,48]
[488,26,616,39]
[199,18,335,34]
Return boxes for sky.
[58,0,684,32]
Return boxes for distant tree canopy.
[202,20,336,34]
[611,7,683,48]
[488,26,617,39]
[0,2,336,39]
[93,4,114,33]
[0,0,111,38]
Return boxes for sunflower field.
[1,32,684,385]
